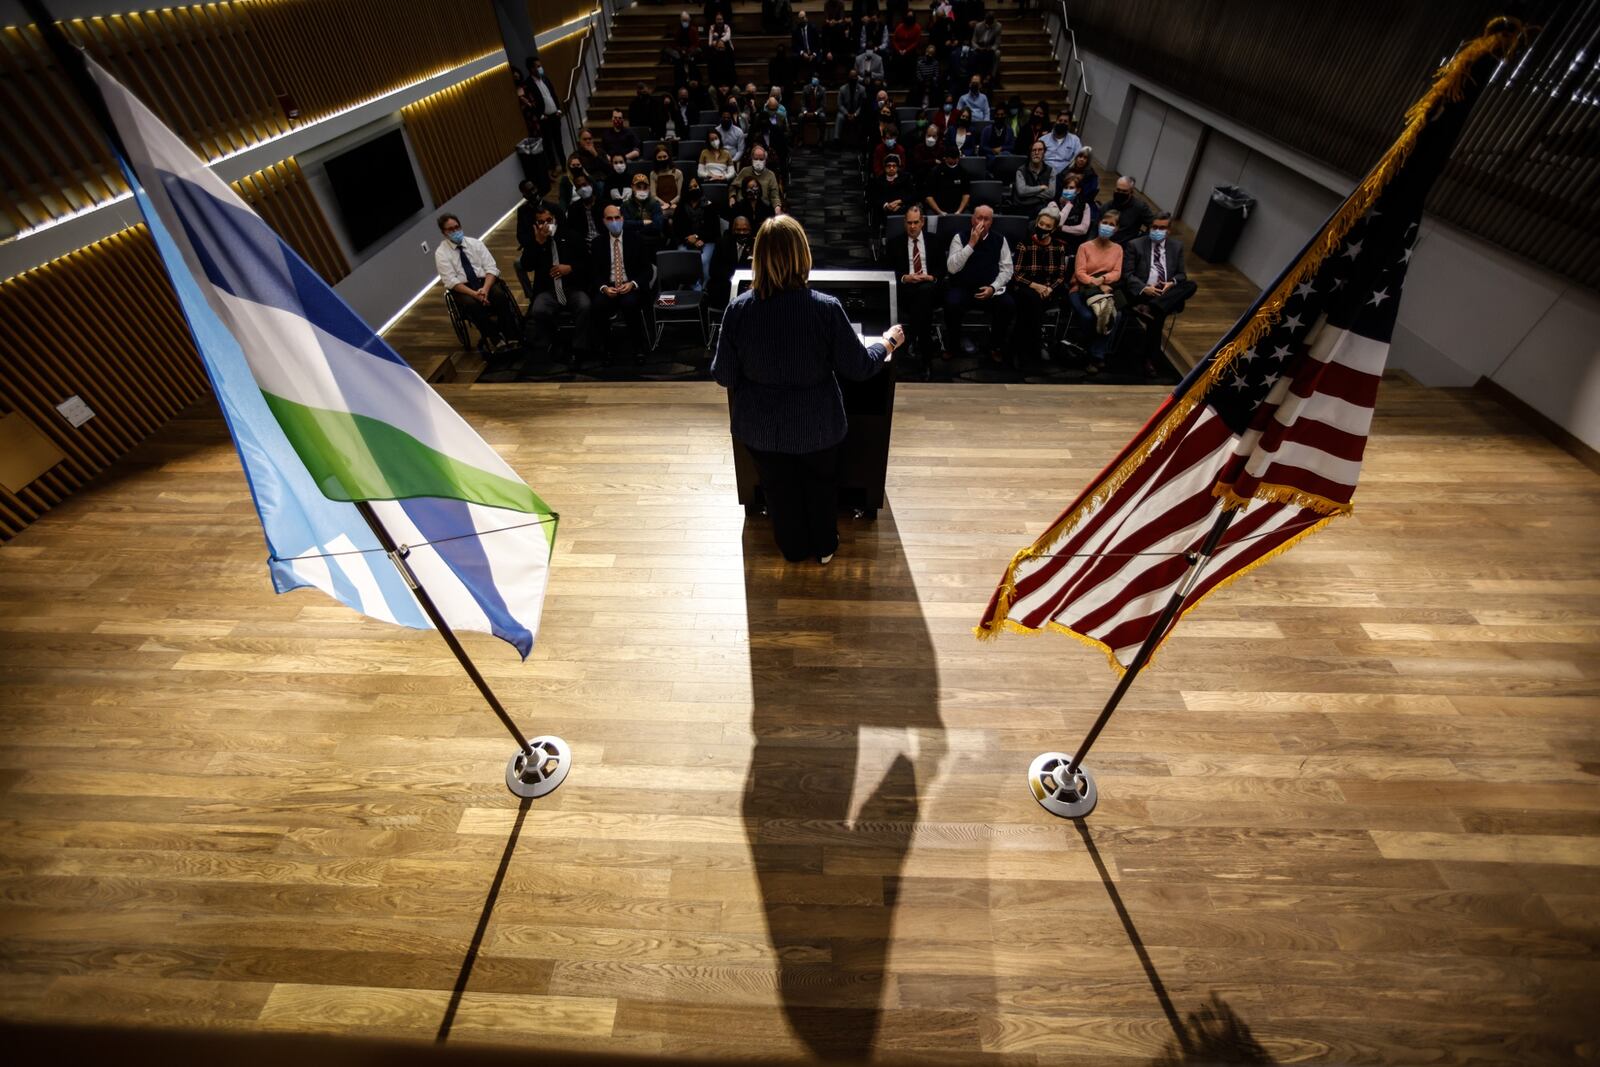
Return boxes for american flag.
[976,25,1517,670]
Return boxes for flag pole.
[1028,506,1238,819]
[355,503,571,799]
[18,2,570,802]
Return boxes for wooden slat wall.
[241,0,503,124]
[1064,0,1596,286]
[230,157,351,284]
[402,64,529,205]
[0,0,507,237]
[0,228,205,541]
[537,27,588,107]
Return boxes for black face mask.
[569,163,584,175]
[1112,192,1131,204]
[1034,226,1052,242]
[1053,123,1069,135]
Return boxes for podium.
[726,270,899,522]
[730,361,896,521]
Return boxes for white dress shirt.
[904,233,930,279]
[947,232,1013,293]
[1145,241,1169,290]
[534,76,557,116]
[435,235,498,290]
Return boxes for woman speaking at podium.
[711,216,903,564]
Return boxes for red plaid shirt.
[1011,237,1071,293]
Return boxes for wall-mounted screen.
[322,129,423,253]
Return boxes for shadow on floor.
[738,508,950,1058]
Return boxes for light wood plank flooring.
[0,381,1596,1063]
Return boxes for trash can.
[1193,184,1255,263]
[730,362,897,522]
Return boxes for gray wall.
[1080,49,1600,451]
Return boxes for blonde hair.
[751,215,812,298]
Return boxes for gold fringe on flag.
[975,18,1524,645]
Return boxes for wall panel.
[230,157,350,284]
[0,228,206,541]
[402,64,528,205]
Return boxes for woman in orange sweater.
[1069,208,1123,367]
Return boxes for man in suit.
[522,202,593,367]
[1120,210,1198,371]
[525,58,564,175]
[887,205,946,368]
[590,204,655,362]
[707,213,755,309]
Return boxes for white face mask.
[613,162,626,174]
[634,188,649,200]
[752,159,766,173]
[577,185,593,199]
[709,138,720,149]
[545,221,558,236]
[926,136,938,147]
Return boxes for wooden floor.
[1,381,1597,1063]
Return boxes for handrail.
[556,0,617,158]
[1052,1,1093,133]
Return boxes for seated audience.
[605,153,631,204]
[715,105,746,160]
[590,204,655,360]
[870,153,915,217]
[622,173,666,237]
[942,205,1015,362]
[669,183,718,284]
[657,91,692,142]
[1010,209,1070,364]
[663,11,702,85]
[947,115,980,157]
[891,11,923,85]
[792,8,824,79]
[707,213,755,307]
[888,204,946,361]
[629,84,659,131]
[835,69,868,144]
[1070,208,1124,368]
[980,100,1016,159]
[870,118,903,175]
[1106,175,1154,243]
[797,76,828,141]
[434,213,520,350]
[706,12,735,84]
[731,145,783,211]
[514,179,544,254]
[649,147,687,219]
[1064,145,1099,203]
[1013,140,1055,212]
[854,41,885,87]
[564,169,602,245]
[1041,109,1082,173]
[602,108,641,160]
[970,11,1002,80]
[573,127,603,176]
[727,176,775,231]
[924,145,972,217]
[914,44,942,107]
[1121,210,1198,369]
[522,202,593,365]
[957,76,990,122]
[1020,101,1050,148]
[699,130,735,181]
[1054,172,1096,255]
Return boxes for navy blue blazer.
[711,287,890,453]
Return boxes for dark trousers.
[1010,283,1059,360]
[942,285,1015,352]
[527,290,593,360]
[1130,278,1198,360]
[748,443,842,562]
[897,279,940,353]
[1069,288,1120,361]
[592,286,653,357]
[457,284,521,345]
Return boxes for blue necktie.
[459,246,481,288]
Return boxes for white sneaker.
[818,553,835,565]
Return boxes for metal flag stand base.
[507,736,572,798]
[356,503,571,801]
[1027,507,1238,820]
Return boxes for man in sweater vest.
[941,205,1015,364]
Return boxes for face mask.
[943,104,953,113]
[1098,223,1115,239]
[1113,192,1131,203]
[606,219,624,235]
[656,158,671,168]
[577,185,593,199]
[970,86,981,96]
[884,137,896,147]
[634,188,649,200]
[446,230,464,245]
[613,162,626,174]
[545,221,558,237]
[536,66,544,76]
[709,138,720,149]
[681,18,688,27]
[1150,228,1167,242]
[1063,189,1077,201]
[744,189,759,200]
[1054,123,1069,136]
[1034,227,1052,243]
[569,162,584,175]
[926,136,938,147]
[811,77,819,86]
[752,160,766,173]
[721,119,732,128]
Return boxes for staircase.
[585,1,1065,129]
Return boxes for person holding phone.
[710,215,902,563]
